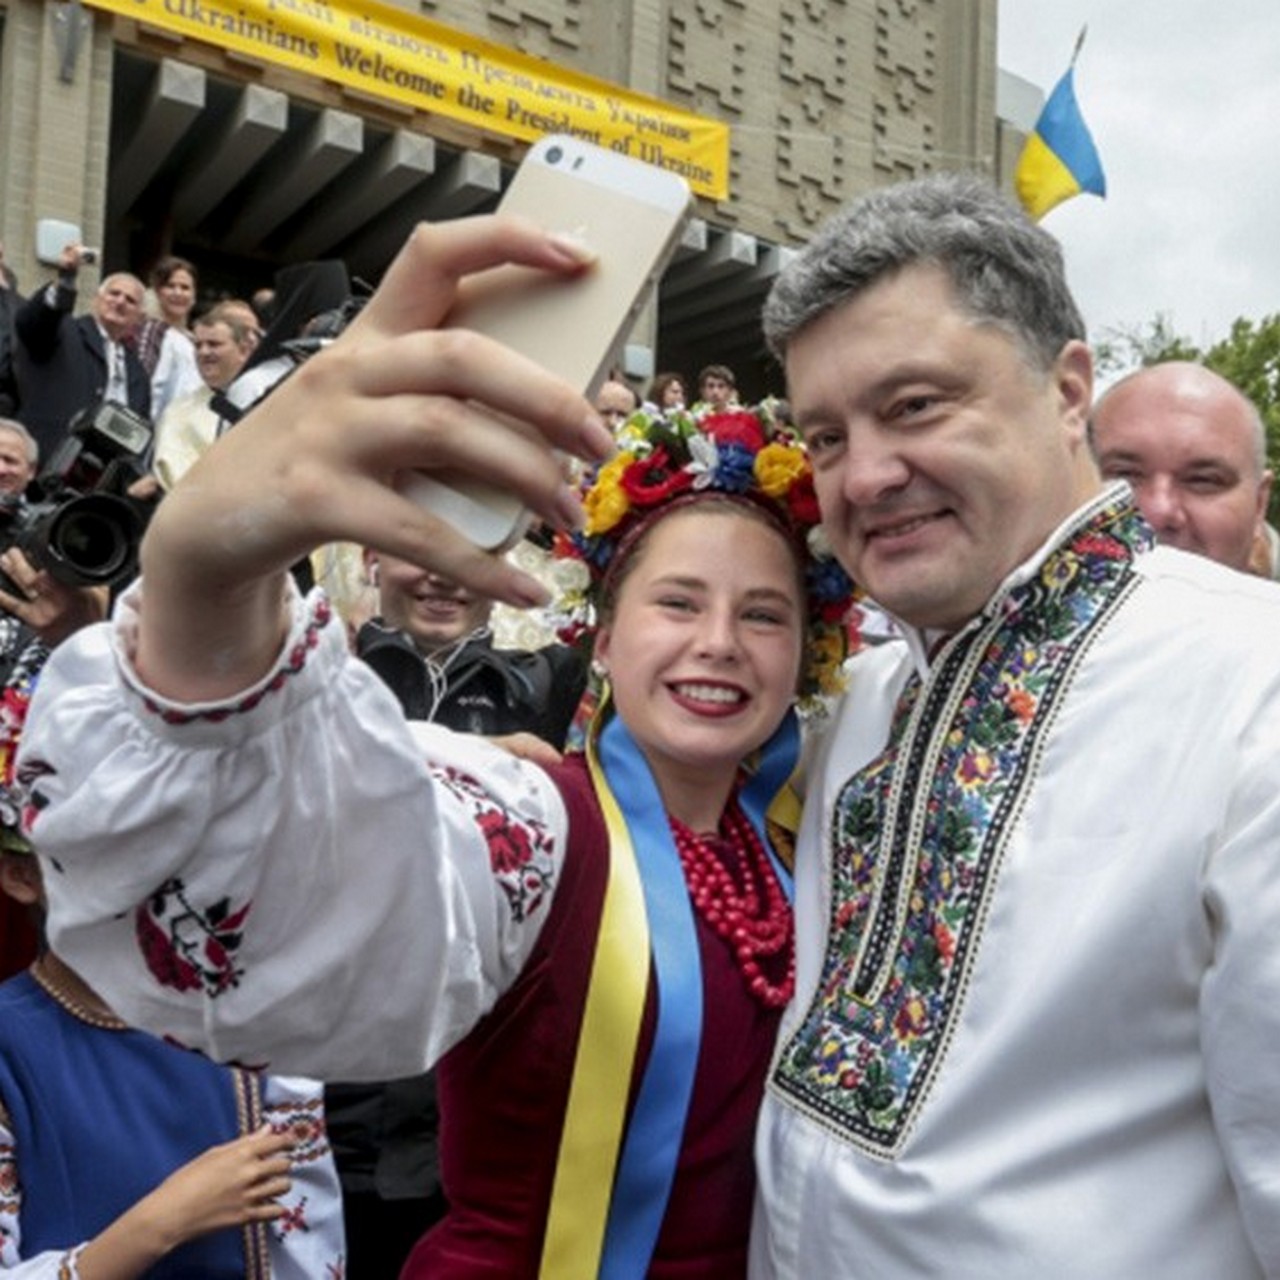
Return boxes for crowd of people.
[1,169,1279,1280]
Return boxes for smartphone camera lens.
[546,145,564,166]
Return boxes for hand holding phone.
[399,135,692,551]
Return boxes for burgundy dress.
[404,754,788,1279]
[0,896,37,982]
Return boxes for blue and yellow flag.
[1014,66,1106,221]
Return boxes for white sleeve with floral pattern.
[261,1076,346,1278]
[0,1115,82,1276]
[19,584,570,1081]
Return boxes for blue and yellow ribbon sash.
[539,711,650,1277]
[540,702,801,1278]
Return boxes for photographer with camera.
[0,417,112,650]
[12,245,150,461]
[0,416,111,982]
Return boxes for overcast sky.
[997,3,1280,355]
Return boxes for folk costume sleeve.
[0,1076,345,1278]
[259,1076,347,1279]
[18,583,569,1081]
[0,1108,78,1277]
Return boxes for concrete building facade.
[0,0,1013,397]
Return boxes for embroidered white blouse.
[19,587,568,1084]
[751,492,1280,1279]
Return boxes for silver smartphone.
[400,134,693,551]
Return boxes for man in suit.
[12,246,150,460]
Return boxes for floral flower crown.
[550,403,857,705]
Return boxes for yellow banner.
[88,0,730,198]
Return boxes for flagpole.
[1070,25,1088,67]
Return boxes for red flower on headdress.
[700,410,767,452]
[550,529,574,557]
[619,446,695,507]
[787,470,821,525]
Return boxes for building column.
[0,0,115,300]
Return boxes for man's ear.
[362,547,380,586]
[1055,339,1094,445]
[1256,472,1274,535]
[0,854,42,906]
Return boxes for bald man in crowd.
[1092,362,1272,572]
[593,376,639,431]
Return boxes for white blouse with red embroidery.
[19,583,570,1082]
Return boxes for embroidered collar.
[773,484,1149,1158]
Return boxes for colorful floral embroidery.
[773,495,1150,1157]
[431,764,557,923]
[135,877,251,997]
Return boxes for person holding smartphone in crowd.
[12,247,151,460]
[17,215,856,1277]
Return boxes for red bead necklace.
[669,805,795,1009]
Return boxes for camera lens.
[546,146,564,166]
[40,494,142,585]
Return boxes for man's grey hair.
[97,273,145,299]
[763,171,1086,375]
[0,418,38,466]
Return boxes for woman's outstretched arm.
[137,215,614,703]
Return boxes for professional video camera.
[0,400,154,594]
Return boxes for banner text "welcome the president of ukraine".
[90,0,730,199]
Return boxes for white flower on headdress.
[543,585,594,633]
[551,558,592,593]
[688,433,720,490]
[808,524,835,560]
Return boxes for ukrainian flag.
[1014,67,1106,221]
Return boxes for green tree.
[1094,311,1280,523]
[1093,312,1201,377]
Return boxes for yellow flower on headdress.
[583,452,634,536]
[754,441,809,498]
[807,626,850,696]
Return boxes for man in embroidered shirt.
[751,171,1280,1278]
[1091,361,1272,573]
